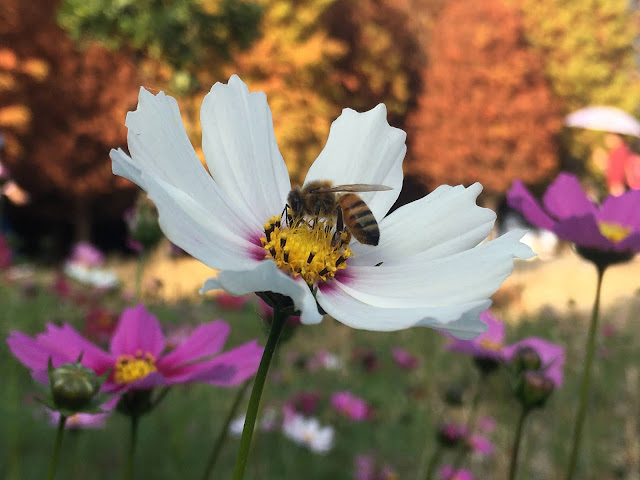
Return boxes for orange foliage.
[405,0,563,195]
[0,0,140,219]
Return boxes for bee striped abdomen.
[338,193,380,246]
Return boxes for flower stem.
[201,379,251,480]
[46,415,66,480]
[421,443,442,480]
[565,266,605,480]
[134,250,146,302]
[125,415,140,480]
[231,308,287,480]
[507,407,530,480]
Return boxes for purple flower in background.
[391,347,419,369]
[468,433,495,456]
[68,242,105,268]
[508,173,640,256]
[354,454,397,480]
[437,422,468,448]
[288,391,321,416]
[7,305,263,393]
[331,391,370,421]
[438,465,474,480]
[477,416,496,433]
[46,409,110,430]
[504,337,565,387]
[447,310,505,360]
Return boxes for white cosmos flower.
[110,75,533,339]
[282,414,334,454]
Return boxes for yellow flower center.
[261,215,352,285]
[479,338,503,351]
[598,221,632,243]
[114,351,157,384]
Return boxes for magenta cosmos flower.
[438,466,474,480]
[331,391,370,421]
[7,305,263,392]
[110,75,532,338]
[508,173,640,256]
[391,347,419,369]
[503,337,565,388]
[447,310,505,361]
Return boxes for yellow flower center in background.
[114,351,157,384]
[479,338,503,352]
[261,215,352,286]
[598,221,632,243]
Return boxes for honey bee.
[287,180,392,246]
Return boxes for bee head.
[287,188,304,218]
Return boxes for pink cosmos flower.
[216,291,249,310]
[468,433,495,456]
[391,347,419,369]
[447,310,505,361]
[508,173,640,254]
[331,391,370,421]
[438,466,474,480]
[46,409,109,430]
[503,337,565,388]
[287,391,321,416]
[7,305,263,393]
[354,454,397,480]
[68,242,105,268]
[477,416,496,433]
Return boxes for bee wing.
[312,184,393,193]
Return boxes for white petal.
[350,183,496,266]
[304,104,406,220]
[336,230,533,308]
[143,173,262,271]
[119,87,259,238]
[200,260,323,325]
[201,75,291,226]
[316,284,490,337]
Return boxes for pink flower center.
[114,351,157,384]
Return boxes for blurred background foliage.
[0,0,639,252]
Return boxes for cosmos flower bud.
[511,346,542,373]
[49,361,101,411]
[125,194,163,251]
[515,371,555,410]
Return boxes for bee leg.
[332,206,344,248]
[281,204,290,227]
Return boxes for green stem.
[507,407,530,480]
[46,415,66,480]
[565,266,605,480]
[231,308,288,480]
[134,250,146,302]
[422,443,443,480]
[125,415,140,480]
[201,379,252,480]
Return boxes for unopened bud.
[50,362,101,411]
[515,371,555,410]
[125,195,163,251]
[473,355,501,375]
[512,346,541,373]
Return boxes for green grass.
[1,278,640,480]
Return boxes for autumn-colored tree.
[405,0,563,199]
[505,0,640,168]
[0,0,142,243]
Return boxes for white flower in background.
[110,75,533,338]
[282,414,334,454]
[64,263,119,289]
[229,408,279,437]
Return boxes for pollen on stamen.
[262,216,352,286]
[114,351,158,384]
